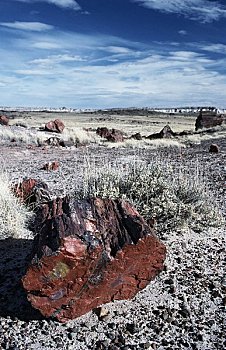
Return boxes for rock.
[130,132,142,140]
[209,144,219,153]
[13,178,50,206]
[195,109,224,130]
[96,127,110,138]
[97,127,124,142]
[13,178,38,204]
[22,197,166,322]
[0,115,9,126]
[41,161,59,171]
[93,306,109,320]
[147,125,175,139]
[45,137,62,146]
[45,119,65,133]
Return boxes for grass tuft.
[0,173,33,239]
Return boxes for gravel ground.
[0,138,225,350]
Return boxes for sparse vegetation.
[0,173,32,239]
[76,157,224,233]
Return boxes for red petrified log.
[96,127,124,142]
[13,178,38,203]
[45,119,65,133]
[0,115,9,126]
[22,197,166,322]
[13,178,50,206]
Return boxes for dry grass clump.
[76,158,223,233]
[0,125,48,145]
[105,138,185,149]
[0,173,32,239]
[62,127,99,144]
[0,124,98,146]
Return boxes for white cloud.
[132,0,226,22]
[0,21,54,31]
[31,41,62,49]
[0,24,226,108]
[30,54,85,66]
[15,0,81,10]
[200,43,226,54]
[178,30,187,35]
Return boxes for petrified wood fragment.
[147,125,175,139]
[45,119,65,133]
[195,110,224,130]
[22,197,166,322]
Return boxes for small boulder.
[45,137,64,147]
[41,161,59,171]
[147,125,175,139]
[22,197,166,322]
[45,119,65,133]
[130,132,142,140]
[195,110,224,130]
[0,115,9,126]
[96,127,110,138]
[209,144,219,153]
[96,127,124,142]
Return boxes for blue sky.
[0,0,226,108]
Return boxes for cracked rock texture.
[22,197,166,322]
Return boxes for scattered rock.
[45,119,65,133]
[44,137,66,147]
[195,109,224,130]
[147,125,175,139]
[130,132,142,140]
[96,127,110,138]
[93,306,109,320]
[0,115,9,126]
[209,144,219,153]
[41,161,60,171]
[22,197,166,322]
[97,127,124,142]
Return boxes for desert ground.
[0,111,225,350]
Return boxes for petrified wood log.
[22,197,166,322]
[147,125,176,139]
[195,110,224,130]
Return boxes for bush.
[76,158,223,233]
[0,173,32,239]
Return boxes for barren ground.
[0,112,225,350]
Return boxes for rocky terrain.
[0,116,225,350]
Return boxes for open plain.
[0,111,225,350]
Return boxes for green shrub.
[76,158,223,233]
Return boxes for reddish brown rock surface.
[13,178,50,206]
[0,115,9,126]
[45,119,65,133]
[96,127,124,142]
[22,197,166,322]
[13,178,38,204]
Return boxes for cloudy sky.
[0,0,226,108]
